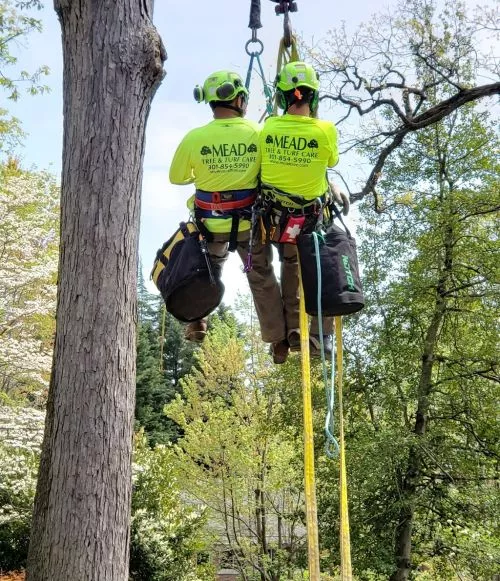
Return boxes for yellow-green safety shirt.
[260,114,339,200]
[169,118,261,233]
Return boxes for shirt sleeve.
[326,123,339,168]
[254,126,262,167]
[169,132,194,185]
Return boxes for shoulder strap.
[179,221,191,238]
[330,203,352,237]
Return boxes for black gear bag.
[151,222,224,322]
[297,207,364,316]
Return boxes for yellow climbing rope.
[272,36,300,116]
[298,291,354,580]
[336,316,353,580]
[159,304,166,372]
[299,269,321,579]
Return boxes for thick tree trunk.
[26,2,165,579]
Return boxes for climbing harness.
[253,186,326,271]
[194,188,257,252]
[257,185,325,251]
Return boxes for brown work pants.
[204,233,333,344]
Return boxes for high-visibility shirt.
[260,114,338,200]
[169,118,261,233]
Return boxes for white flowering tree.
[0,408,210,578]
[0,162,59,402]
[0,405,45,569]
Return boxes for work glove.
[328,181,350,216]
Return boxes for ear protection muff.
[310,91,319,113]
[193,85,204,103]
[276,88,287,110]
[274,74,287,110]
[310,70,320,112]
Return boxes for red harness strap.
[194,191,257,212]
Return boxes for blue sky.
[7,0,392,301]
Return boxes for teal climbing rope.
[246,0,274,116]
[245,38,274,117]
[313,230,340,459]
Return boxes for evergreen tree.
[135,322,179,446]
[135,266,199,446]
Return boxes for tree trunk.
[26,1,165,579]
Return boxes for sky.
[6,0,393,302]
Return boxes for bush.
[129,434,211,581]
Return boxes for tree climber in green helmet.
[169,70,287,354]
[253,61,343,360]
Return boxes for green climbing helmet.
[275,61,320,92]
[193,71,249,104]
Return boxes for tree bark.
[26,1,165,579]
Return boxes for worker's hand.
[328,181,350,216]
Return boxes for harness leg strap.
[228,215,240,252]
[194,215,214,243]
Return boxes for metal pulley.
[271,0,298,15]
[270,0,298,47]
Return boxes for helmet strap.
[212,102,244,116]
[211,93,246,116]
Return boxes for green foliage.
[136,321,180,446]
[161,311,197,389]
[135,271,198,446]
[0,405,44,570]
[0,408,210,578]
[166,315,309,580]
[303,3,500,577]
[0,0,49,153]
[130,434,211,581]
[0,0,48,101]
[326,104,499,578]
